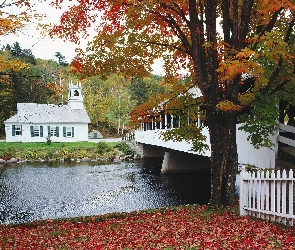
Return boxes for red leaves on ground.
[0,205,294,249]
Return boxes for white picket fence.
[240,168,295,226]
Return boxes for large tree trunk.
[207,110,238,206]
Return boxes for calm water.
[0,160,211,225]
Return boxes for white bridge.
[133,122,294,173]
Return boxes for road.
[88,138,122,143]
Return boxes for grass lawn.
[0,141,127,161]
[0,205,294,249]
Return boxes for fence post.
[282,170,287,225]
[240,167,248,216]
[265,170,270,220]
[257,171,261,219]
[271,170,276,222]
[289,169,294,226]
[261,170,265,217]
[239,168,244,215]
[249,171,254,214]
[276,170,281,223]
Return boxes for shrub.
[96,142,112,154]
[46,136,52,145]
[44,150,55,160]
[115,141,133,155]
[25,150,38,160]
[0,147,15,160]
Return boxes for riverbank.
[1,204,294,249]
[0,140,137,164]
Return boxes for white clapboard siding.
[240,168,294,226]
[236,124,277,168]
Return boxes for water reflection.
[0,160,210,225]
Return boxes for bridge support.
[135,143,166,159]
[161,151,210,174]
[133,142,211,173]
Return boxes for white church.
[4,82,91,143]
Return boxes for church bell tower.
[68,81,84,109]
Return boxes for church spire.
[68,81,84,109]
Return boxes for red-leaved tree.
[48,0,295,206]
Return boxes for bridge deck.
[135,124,278,169]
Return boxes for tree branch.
[238,0,254,49]
[188,0,208,88]
[148,6,193,56]
[261,19,295,95]
[221,0,232,44]
[232,0,239,49]
[136,40,186,53]
[270,80,289,95]
[252,8,283,51]
[204,0,220,98]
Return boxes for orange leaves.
[217,58,254,82]
[46,83,62,94]
[216,45,261,83]
[253,0,295,32]
[259,0,282,13]
[1,205,295,249]
[70,53,85,75]
[0,53,28,72]
[216,100,242,112]
[258,0,295,14]
[15,0,31,8]
[0,0,41,36]
[0,16,25,36]
[236,48,258,60]
[48,0,192,79]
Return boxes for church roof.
[5,103,91,124]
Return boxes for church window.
[15,125,21,135]
[12,125,22,136]
[33,126,40,137]
[74,90,79,96]
[30,125,43,137]
[48,126,59,137]
[63,126,74,137]
[50,126,57,137]
[66,127,72,137]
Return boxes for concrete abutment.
[161,151,210,174]
[134,142,166,159]
[133,142,210,174]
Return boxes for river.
[0,159,211,225]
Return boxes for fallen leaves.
[0,205,294,249]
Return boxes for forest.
[0,42,166,137]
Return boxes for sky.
[1,1,164,75]
[0,1,86,63]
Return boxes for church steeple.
[68,81,84,109]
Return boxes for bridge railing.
[136,122,277,168]
[278,123,295,147]
[135,128,211,156]
[137,112,205,132]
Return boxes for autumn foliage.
[0,0,43,70]
[47,0,295,206]
[0,205,294,249]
